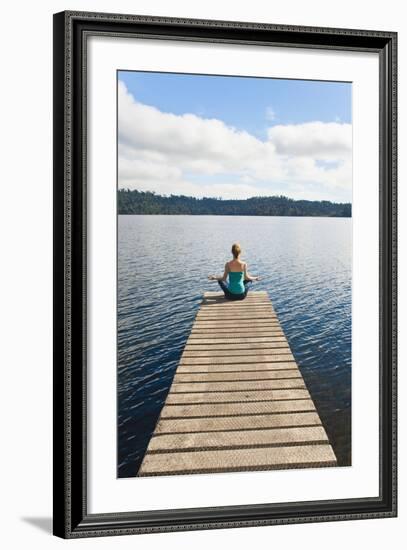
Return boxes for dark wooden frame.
[53,10,397,538]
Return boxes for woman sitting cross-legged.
[208,243,260,301]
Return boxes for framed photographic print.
[53,10,397,538]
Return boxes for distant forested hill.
[118,189,351,217]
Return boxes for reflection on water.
[118,215,351,477]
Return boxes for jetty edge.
[138,291,337,476]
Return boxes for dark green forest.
[118,189,351,217]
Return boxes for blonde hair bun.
[231,243,242,258]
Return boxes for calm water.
[118,215,351,477]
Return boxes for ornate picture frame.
[53,11,397,538]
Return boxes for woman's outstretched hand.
[208,275,217,281]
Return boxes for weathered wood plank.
[139,444,337,475]
[160,399,316,418]
[176,361,298,373]
[192,323,281,328]
[200,297,272,302]
[173,370,301,383]
[186,339,287,347]
[187,336,286,344]
[199,302,275,308]
[197,312,277,316]
[194,316,280,322]
[197,308,277,312]
[203,291,269,296]
[165,388,312,404]
[192,324,281,329]
[196,312,278,324]
[182,346,290,356]
[190,330,283,337]
[170,378,306,393]
[180,353,294,365]
[198,310,274,315]
[195,327,281,333]
[195,316,279,321]
[191,326,282,331]
[146,426,328,453]
[155,411,322,434]
[201,301,272,307]
[184,342,288,351]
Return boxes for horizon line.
[117,188,352,205]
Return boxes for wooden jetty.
[139,291,337,476]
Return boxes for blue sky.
[118,71,352,202]
[119,71,351,139]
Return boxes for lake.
[118,215,351,477]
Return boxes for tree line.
[118,189,351,217]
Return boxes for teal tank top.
[228,271,245,294]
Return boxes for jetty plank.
[184,342,288,351]
[169,379,306,393]
[179,354,295,365]
[187,337,286,344]
[159,399,316,418]
[139,291,337,476]
[147,426,329,453]
[190,331,284,337]
[154,411,323,434]
[176,362,300,373]
[182,346,290,356]
[139,445,337,475]
[173,370,301,383]
[165,388,311,404]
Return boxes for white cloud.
[266,106,276,121]
[267,121,352,160]
[118,81,352,202]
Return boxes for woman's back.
[227,259,245,294]
[228,259,245,272]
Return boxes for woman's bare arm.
[244,263,260,282]
[221,262,229,281]
[208,262,229,281]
